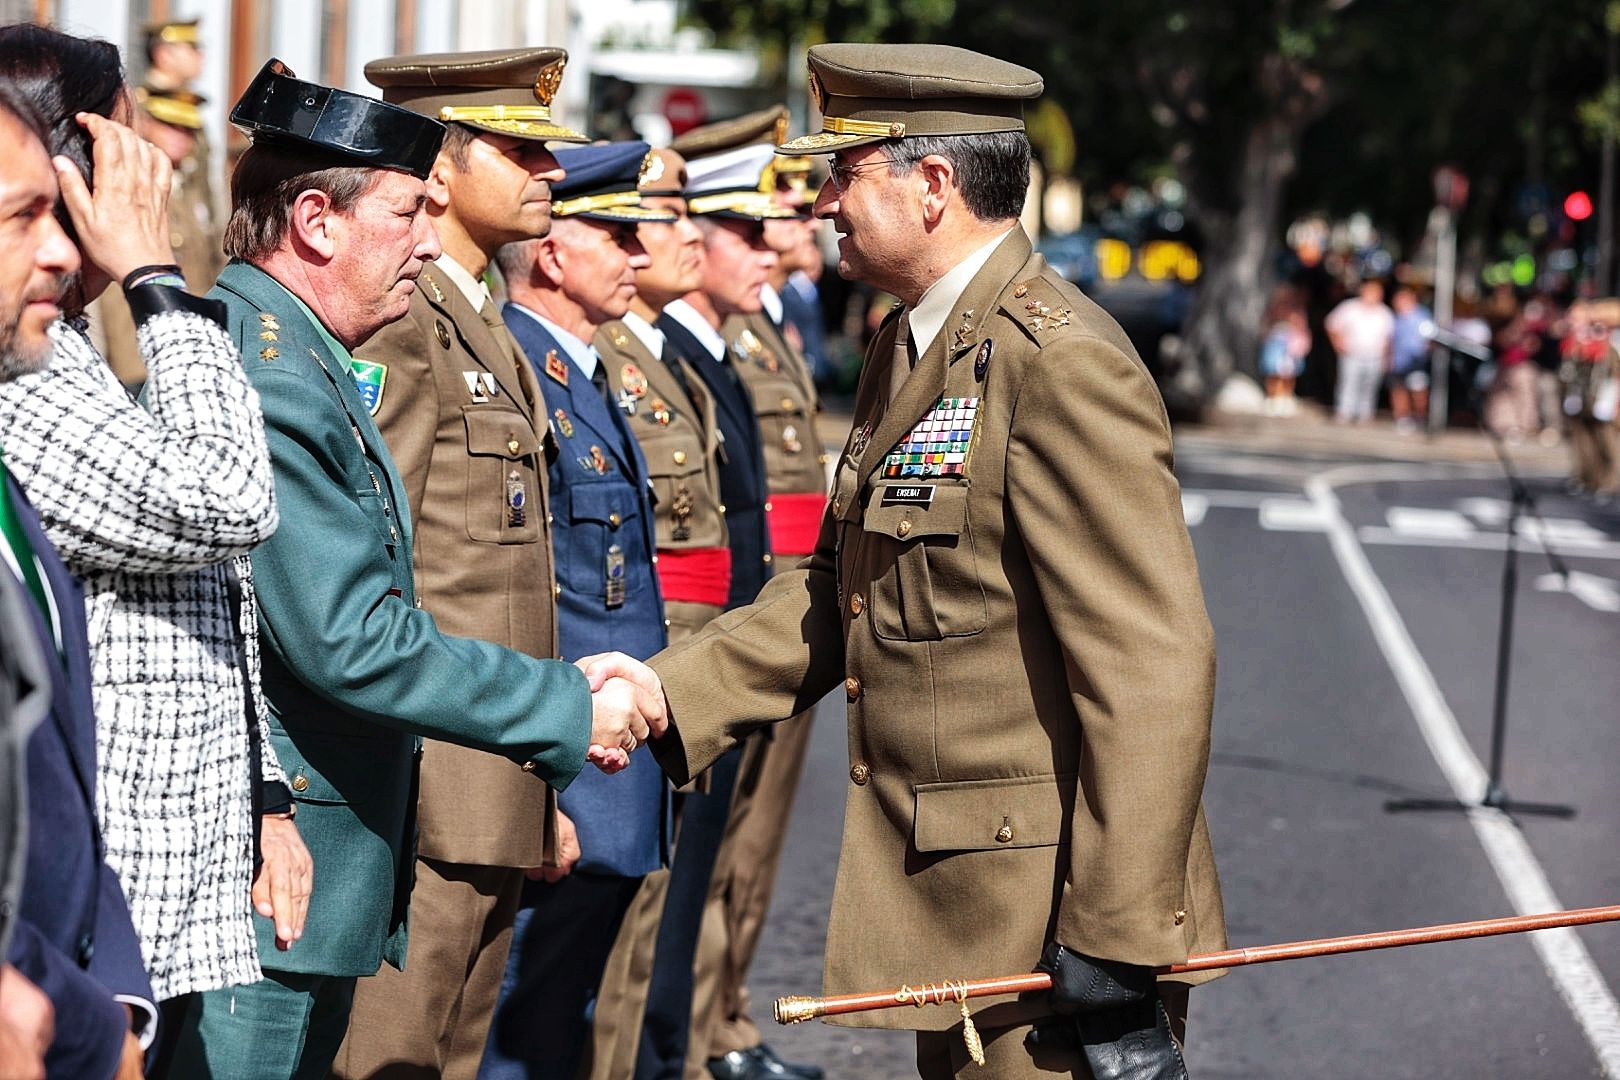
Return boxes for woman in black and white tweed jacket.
[0,27,311,1012]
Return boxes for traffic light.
[1564,190,1594,222]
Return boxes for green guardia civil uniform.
[211,260,593,975]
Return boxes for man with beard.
[588,44,1225,1080]
[482,141,673,1080]
[169,61,658,1078]
[330,48,590,1080]
[0,87,151,1080]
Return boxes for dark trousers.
[635,745,743,1080]
[477,870,644,1080]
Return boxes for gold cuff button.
[1174,909,1187,926]
[896,520,912,538]
[995,823,1014,843]
[290,775,309,793]
[521,761,538,773]
[673,450,688,466]
[844,676,861,701]
[849,763,870,785]
[849,592,865,615]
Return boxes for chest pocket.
[640,429,716,547]
[749,380,811,467]
[556,482,646,599]
[464,406,543,545]
[860,482,986,641]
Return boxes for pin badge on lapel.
[605,544,626,608]
[975,339,994,380]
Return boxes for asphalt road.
[745,427,1620,1078]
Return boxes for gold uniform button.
[844,676,862,701]
[832,497,842,516]
[762,553,773,564]
[290,775,309,793]
[849,763,870,786]
[1174,909,1187,926]
[521,761,538,773]
[673,450,688,466]
[718,504,727,514]
[608,512,622,528]
[553,583,562,598]
[849,592,865,616]
[896,520,913,538]
[819,453,831,465]
[995,824,1014,843]
[508,438,521,455]
[781,397,796,411]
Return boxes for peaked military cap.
[779,43,1043,154]
[638,147,688,197]
[144,17,200,46]
[364,47,587,144]
[551,142,676,223]
[230,59,445,180]
[669,105,788,158]
[137,85,206,132]
[684,144,798,222]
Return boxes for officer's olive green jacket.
[651,230,1225,1031]
[211,261,592,977]
[355,264,562,870]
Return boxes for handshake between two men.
[578,652,669,774]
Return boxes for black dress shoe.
[706,1044,824,1080]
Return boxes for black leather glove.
[1036,942,1190,1080]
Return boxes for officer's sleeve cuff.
[115,993,159,1049]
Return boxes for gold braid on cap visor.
[824,116,906,138]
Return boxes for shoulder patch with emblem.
[350,359,387,415]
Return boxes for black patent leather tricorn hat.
[230,58,445,179]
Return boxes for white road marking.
[1386,507,1476,539]
[1535,570,1620,613]
[1522,517,1610,546]
[1181,493,1208,527]
[1258,498,1334,532]
[1458,496,1512,526]
[1309,466,1620,1076]
[1356,527,1620,561]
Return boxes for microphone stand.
[1387,339,1575,819]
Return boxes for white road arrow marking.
[1535,570,1620,613]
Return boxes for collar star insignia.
[617,388,639,415]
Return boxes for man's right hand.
[0,965,50,1080]
[582,674,658,775]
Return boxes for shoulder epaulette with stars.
[256,312,280,361]
[1002,277,1073,342]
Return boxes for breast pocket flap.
[913,773,1075,853]
[862,482,968,541]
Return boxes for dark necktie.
[589,358,613,406]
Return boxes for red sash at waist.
[657,546,732,607]
[765,491,828,557]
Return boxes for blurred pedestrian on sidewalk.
[1326,276,1393,423]
[1260,284,1310,417]
[1388,284,1432,433]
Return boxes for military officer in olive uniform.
[669,111,828,1080]
[171,61,653,1079]
[483,141,675,1080]
[328,48,589,1080]
[585,146,736,1080]
[592,44,1225,1080]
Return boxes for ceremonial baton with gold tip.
[774,903,1620,1025]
